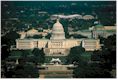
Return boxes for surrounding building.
[69,30,92,38]
[16,19,101,56]
[69,24,116,39]
[18,28,51,39]
[91,24,116,39]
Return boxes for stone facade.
[16,19,101,56]
[16,38,100,56]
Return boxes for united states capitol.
[15,19,103,56]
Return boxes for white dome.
[52,19,64,31]
[50,19,65,39]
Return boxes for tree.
[11,64,39,78]
[72,34,87,39]
[67,46,111,78]
[45,33,51,39]
[1,45,10,60]
[66,46,85,64]
[33,35,43,39]
[100,34,116,70]
[73,63,112,78]
[18,50,32,64]
[21,50,31,58]
[91,50,102,61]
[90,34,116,77]
[8,50,23,61]
[26,35,43,39]
[98,36,106,44]
[68,35,116,78]
[65,32,71,39]
[32,48,45,64]
[104,34,116,50]
[10,50,22,57]
[2,31,20,46]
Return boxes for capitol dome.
[53,19,64,31]
[50,19,65,39]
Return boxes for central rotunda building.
[16,19,101,56]
[50,19,65,40]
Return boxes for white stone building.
[16,19,101,56]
